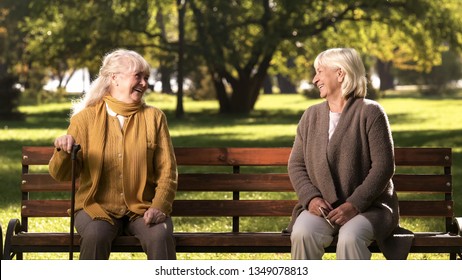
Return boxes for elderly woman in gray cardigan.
[287,48,412,260]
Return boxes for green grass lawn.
[0,91,461,260]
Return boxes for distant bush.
[396,50,462,97]
[301,87,320,99]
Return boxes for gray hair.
[314,48,367,98]
[71,49,151,116]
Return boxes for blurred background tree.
[1,0,461,117]
[0,0,28,119]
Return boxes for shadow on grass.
[1,108,70,130]
[382,90,462,100]
[393,129,462,147]
[164,108,305,127]
[387,113,426,128]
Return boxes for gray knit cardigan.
[287,97,413,259]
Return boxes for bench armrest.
[4,218,21,260]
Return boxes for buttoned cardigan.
[287,97,413,259]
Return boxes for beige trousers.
[290,210,374,260]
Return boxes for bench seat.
[6,227,462,254]
[3,146,462,259]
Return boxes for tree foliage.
[2,0,462,115]
[21,0,155,78]
[184,0,462,113]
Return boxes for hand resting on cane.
[54,135,75,153]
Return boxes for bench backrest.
[20,147,454,233]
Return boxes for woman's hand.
[308,197,333,216]
[143,207,167,225]
[326,202,358,226]
[54,135,75,153]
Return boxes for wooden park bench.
[3,146,462,259]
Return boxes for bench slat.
[172,200,295,216]
[392,174,452,193]
[393,147,451,166]
[22,173,451,193]
[21,200,70,217]
[10,232,462,252]
[398,200,454,217]
[22,147,293,166]
[174,147,291,166]
[21,173,295,192]
[20,200,454,218]
[23,147,452,167]
[178,173,294,191]
[22,146,55,165]
[20,200,297,217]
[22,174,72,192]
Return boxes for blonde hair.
[71,49,151,116]
[313,48,367,98]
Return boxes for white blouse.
[328,111,341,140]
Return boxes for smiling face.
[110,71,149,103]
[312,65,344,99]
[100,50,151,104]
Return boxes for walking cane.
[69,144,81,260]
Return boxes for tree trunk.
[276,58,297,93]
[213,54,273,115]
[230,85,253,114]
[159,65,173,94]
[217,73,265,115]
[213,74,231,114]
[263,75,273,94]
[276,74,297,93]
[376,60,395,91]
[214,76,256,115]
[176,0,186,118]
[157,4,174,95]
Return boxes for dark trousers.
[74,210,176,260]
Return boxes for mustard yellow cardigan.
[49,102,178,224]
